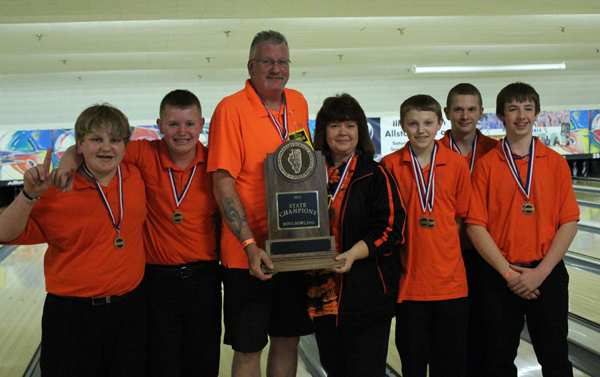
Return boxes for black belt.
[145,260,214,280]
[512,259,542,268]
[52,287,138,306]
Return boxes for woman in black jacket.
[308,93,406,377]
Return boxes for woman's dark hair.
[314,93,375,161]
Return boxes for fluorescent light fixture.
[410,62,566,74]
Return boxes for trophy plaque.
[263,140,342,273]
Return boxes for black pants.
[395,298,468,377]
[314,315,392,377]
[481,260,572,377]
[462,247,486,377]
[143,261,222,377]
[40,288,146,377]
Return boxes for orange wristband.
[503,268,514,280]
[241,238,256,248]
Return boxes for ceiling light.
[410,62,566,74]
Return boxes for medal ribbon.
[501,138,535,201]
[449,131,478,172]
[169,166,197,209]
[327,153,356,204]
[251,82,288,142]
[409,143,437,214]
[82,162,123,234]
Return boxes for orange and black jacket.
[336,156,406,327]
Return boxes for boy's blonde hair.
[400,95,443,123]
[75,104,132,145]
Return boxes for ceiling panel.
[0,0,599,130]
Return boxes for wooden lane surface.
[0,244,46,377]
[568,265,600,325]
[570,231,600,261]
[0,243,593,376]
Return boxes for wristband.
[21,190,39,202]
[241,238,256,248]
[503,268,514,280]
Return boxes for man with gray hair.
[208,30,314,377]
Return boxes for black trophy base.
[262,236,343,273]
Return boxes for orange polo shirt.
[124,139,218,265]
[380,140,471,302]
[441,129,498,249]
[440,129,498,169]
[207,80,311,269]
[466,137,580,263]
[3,163,147,298]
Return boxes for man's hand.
[506,266,542,300]
[245,243,274,281]
[23,148,53,198]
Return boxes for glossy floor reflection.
[0,244,45,377]
[0,242,596,377]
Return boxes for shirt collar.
[158,138,206,172]
[495,136,547,161]
[244,79,297,118]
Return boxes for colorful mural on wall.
[2,110,600,184]
[0,125,163,184]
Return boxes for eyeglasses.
[252,59,291,68]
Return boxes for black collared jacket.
[335,156,406,327]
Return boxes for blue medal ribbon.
[327,153,356,204]
[82,162,123,235]
[501,138,535,201]
[169,165,197,209]
[449,131,478,172]
[250,82,289,142]
[409,143,437,215]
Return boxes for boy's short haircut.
[249,30,289,59]
[159,89,202,119]
[496,82,540,117]
[400,94,443,123]
[314,93,376,160]
[446,83,483,108]
[75,103,132,145]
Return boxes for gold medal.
[419,217,430,228]
[522,202,535,215]
[328,207,335,219]
[427,218,436,228]
[173,211,183,223]
[114,236,125,249]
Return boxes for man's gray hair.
[249,30,289,59]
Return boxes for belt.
[52,287,138,306]
[145,260,214,280]
[512,260,542,268]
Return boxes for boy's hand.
[507,265,543,299]
[50,167,75,192]
[23,148,53,198]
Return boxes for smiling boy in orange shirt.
[380,94,471,377]
[466,82,579,376]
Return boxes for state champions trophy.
[262,140,342,273]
